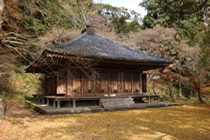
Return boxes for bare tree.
[0,0,3,29]
[187,46,209,103]
[166,78,176,102]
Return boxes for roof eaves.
[44,49,173,64]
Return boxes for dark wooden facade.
[45,68,147,97]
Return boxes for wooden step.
[100,98,135,109]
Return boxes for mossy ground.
[0,104,209,140]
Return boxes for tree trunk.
[197,84,204,103]
[168,81,175,102]
[169,87,175,102]
[152,83,157,95]
[178,55,182,97]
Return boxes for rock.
[0,98,4,120]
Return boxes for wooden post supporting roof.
[140,73,142,94]
[67,66,71,96]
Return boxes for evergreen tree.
[140,0,208,45]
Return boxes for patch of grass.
[0,105,210,139]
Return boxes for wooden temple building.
[26,28,172,110]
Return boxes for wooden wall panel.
[50,75,56,95]
[111,72,118,93]
[45,76,50,95]
[57,72,67,94]
[100,72,109,94]
[140,73,142,94]
[82,73,93,94]
[95,79,100,94]
[133,73,140,93]
[124,73,132,93]
[119,72,124,93]
[50,69,144,97]
[72,72,82,94]
[69,72,73,95]
[67,69,71,96]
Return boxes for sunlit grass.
[0,104,209,140]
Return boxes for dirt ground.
[3,100,39,117]
[0,101,210,140]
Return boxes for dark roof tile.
[47,32,172,63]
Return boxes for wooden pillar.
[93,75,96,95]
[81,76,84,94]
[131,73,133,94]
[99,100,102,107]
[73,99,76,108]
[118,72,122,93]
[66,69,69,96]
[142,73,147,93]
[66,70,68,96]
[121,72,124,93]
[42,98,45,104]
[38,98,41,103]
[56,72,59,95]
[53,99,56,107]
[33,96,37,102]
[48,76,51,95]
[47,99,50,106]
[108,72,111,93]
[36,96,39,102]
[148,96,151,104]
[139,73,142,94]
[57,100,60,109]
[67,68,71,96]
[157,96,160,103]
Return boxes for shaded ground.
[3,100,39,117]
[0,104,210,140]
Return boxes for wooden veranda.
[32,94,161,109]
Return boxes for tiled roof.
[46,32,172,63]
